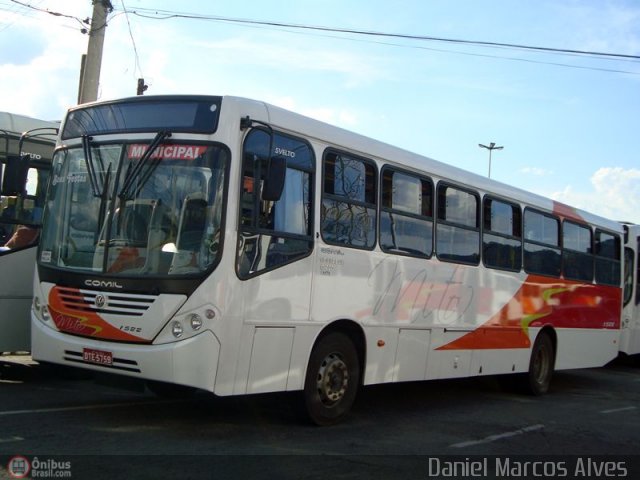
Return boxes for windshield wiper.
[97,168,111,234]
[118,130,172,200]
[82,135,101,196]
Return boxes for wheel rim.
[316,352,349,406]
[533,344,550,386]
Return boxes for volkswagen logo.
[94,294,108,309]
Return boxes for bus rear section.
[621,223,640,356]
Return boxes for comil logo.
[7,456,30,478]
[84,279,123,289]
[94,294,108,309]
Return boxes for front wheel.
[524,332,555,395]
[304,332,360,426]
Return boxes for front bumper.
[31,315,220,392]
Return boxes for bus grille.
[56,287,156,317]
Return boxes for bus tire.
[304,332,360,426]
[524,331,555,396]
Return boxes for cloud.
[2,3,372,127]
[551,167,640,223]
[0,0,90,119]
[184,33,388,88]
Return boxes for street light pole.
[479,142,504,178]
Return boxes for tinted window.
[564,222,591,253]
[524,209,561,277]
[322,151,376,249]
[63,97,222,139]
[483,197,522,271]
[624,248,634,306]
[525,210,559,246]
[380,168,433,257]
[237,129,314,278]
[438,186,478,228]
[563,221,593,282]
[594,229,621,286]
[436,184,479,265]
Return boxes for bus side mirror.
[262,156,286,202]
[1,155,29,196]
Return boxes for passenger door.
[235,127,315,393]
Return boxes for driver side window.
[237,128,314,278]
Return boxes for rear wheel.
[524,332,555,395]
[304,332,360,426]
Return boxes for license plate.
[82,348,113,366]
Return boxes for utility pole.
[479,142,504,178]
[78,1,113,104]
[136,78,148,95]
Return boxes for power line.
[7,0,119,34]
[5,1,639,77]
[209,20,640,76]
[125,6,640,62]
[121,7,640,75]
[8,0,89,31]
[120,0,143,78]
[0,0,33,33]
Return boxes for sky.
[1,0,639,223]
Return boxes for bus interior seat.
[176,196,208,251]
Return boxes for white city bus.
[0,112,57,353]
[621,223,640,357]
[31,95,627,424]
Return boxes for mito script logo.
[7,456,72,478]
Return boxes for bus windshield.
[39,140,228,277]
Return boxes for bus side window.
[523,209,561,277]
[562,221,593,282]
[436,184,480,265]
[237,129,314,278]
[321,150,377,249]
[624,248,634,306]
[594,229,621,286]
[482,197,522,271]
[379,167,433,258]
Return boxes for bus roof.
[64,95,623,233]
[1,112,59,162]
[0,111,59,139]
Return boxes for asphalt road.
[1,354,639,479]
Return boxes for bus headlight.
[33,296,50,322]
[189,313,203,331]
[155,305,220,344]
[33,296,41,313]
[171,321,184,338]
